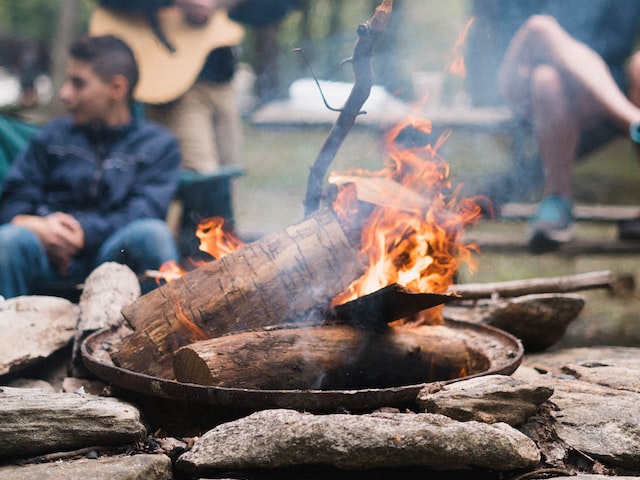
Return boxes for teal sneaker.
[528,195,575,252]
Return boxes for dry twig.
[303,0,393,216]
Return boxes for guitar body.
[89,7,245,104]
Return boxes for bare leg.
[530,64,578,198]
[499,15,640,131]
[627,51,640,108]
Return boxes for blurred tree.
[48,0,84,117]
[0,0,471,112]
[0,0,94,117]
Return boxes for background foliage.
[0,0,470,105]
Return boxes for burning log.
[173,324,471,390]
[112,209,365,377]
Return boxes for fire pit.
[81,319,522,412]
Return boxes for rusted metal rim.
[81,320,523,411]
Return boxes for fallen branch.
[449,270,613,300]
[303,0,393,216]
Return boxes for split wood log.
[114,208,364,378]
[448,270,613,300]
[173,324,471,390]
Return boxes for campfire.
[80,107,528,410]
[6,4,638,479]
[79,0,525,408]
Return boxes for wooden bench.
[465,202,640,255]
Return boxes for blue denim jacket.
[0,116,181,253]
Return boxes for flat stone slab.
[416,374,554,425]
[0,453,172,480]
[176,409,540,473]
[0,387,147,460]
[519,347,640,471]
[0,296,78,377]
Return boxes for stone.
[0,296,78,377]
[70,262,140,377]
[176,409,540,474]
[0,387,147,460]
[416,374,554,425]
[0,453,172,480]
[520,347,640,471]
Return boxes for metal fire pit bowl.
[81,320,523,412]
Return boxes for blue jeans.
[0,218,178,299]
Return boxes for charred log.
[173,324,471,390]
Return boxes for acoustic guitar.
[89,6,245,104]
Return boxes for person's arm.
[0,131,84,274]
[11,212,84,275]
[0,132,51,223]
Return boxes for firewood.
[449,270,613,300]
[113,209,365,377]
[173,324,471,390]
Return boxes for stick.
[303,0,393,216]
[448,270,613,300]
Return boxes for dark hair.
[69,35,139,103]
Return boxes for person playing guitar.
[93,0,299,173]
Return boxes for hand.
[175,0,218,25]
[12,212,85,276]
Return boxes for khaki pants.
[146,80,241,173]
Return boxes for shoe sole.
[528,225,576,253]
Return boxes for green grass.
[235,124,387,236]
[235,123,640,236]
[233,121,640,348]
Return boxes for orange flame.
[446,17,475,78]
[172,297,209,341]
[196,217,245,259]
[330,116,483,324]
[156,216,245,284]
[157,260,187,285]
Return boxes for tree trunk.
[113,208,364,377]
[47,0,81,118]
[173,324,472,390]
[254,24,282,102]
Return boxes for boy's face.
[59,58,117,126]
